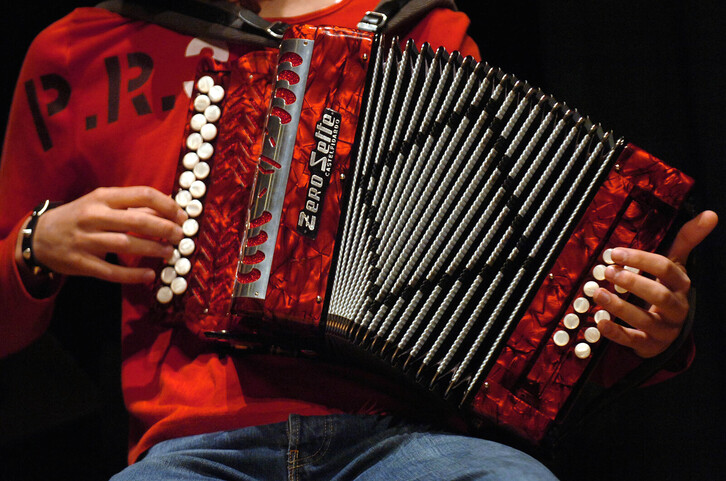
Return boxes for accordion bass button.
[603,248,615,265]
[204,105,221,123]
[183,152,200,170]
[171,276,188,295]
[592,264,607,281]
[179,237,196,256]
[573,297,590,313]
[160,266,177,284]
[175,257,191,276]
[197,143,214,160]
[584,327,601,343]
[175,190,192,208]
[190,113,207,131]
[196,76,214,94]
[193,162,211,180]
[615,284,628,294]
[183,218,199,237]
[186,132,203,151]
[594,310,611,323]
[186,199,203,218]
[583,281,599,297]
[179,170,196,189]
[208,85,225,103]
[200,123,217,141]
[553,330,570,347]
[563,313,579,330]
[189,180,207,199]
[574,342,591,359]
[194,94,211,112]
[156,286,173,304]
[167,248,181,266]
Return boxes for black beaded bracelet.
[21,200,61,278]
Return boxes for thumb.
[668,210,718,264]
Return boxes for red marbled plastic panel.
[152,52,278,337]
[232,26,375,333]
[469,144,694,443]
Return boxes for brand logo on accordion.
[297,108,341,238]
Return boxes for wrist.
[15,200,63,298]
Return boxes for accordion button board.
[222,25,694,444]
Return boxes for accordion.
[155,25,694,445]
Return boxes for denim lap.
[111,414,557,481]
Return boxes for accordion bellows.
[159,25,694,444]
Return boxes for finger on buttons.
[603,248,614,265]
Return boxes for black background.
[1,1,724,479]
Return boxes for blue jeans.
[111,414,557,480]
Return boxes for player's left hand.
[592,210,718,358]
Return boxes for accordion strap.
[95,0,459,45]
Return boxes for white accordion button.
[208,85,225,103]
[156,286,173,304]
[194,94,211,112]
[179,237,196,256]
[603,248,614,265]
[553,330,570,347]
[174,257,191,276]
[200,123,217,141]
[197,142,214,160]
[563,313,580,330]
[167,248,181,266]
[574,342,592,359]
[189,180,207,198]
[190,113,207,131]
[175,189,192,208]
[186,199,203,218]
[615,284,628,294]
[204,105,221,122]
[186,132,203,151]
[573,297,590,313]
[179,170,196,189]
[182,218,199,237]
[594,310,611,323]
[193,161,210,180]
[584,326,601,343]
[196,75,214,94]
[625,265,640,274]
[583,281,599,297]
[592,264,607,281]
[160,266,177,284]
[182,152,200,170]
[171,276,188,295]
